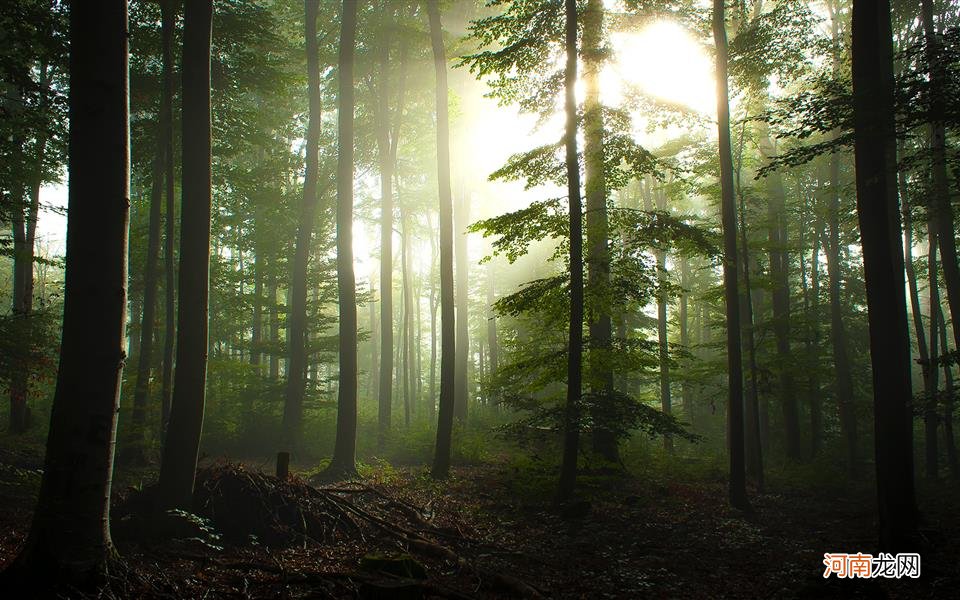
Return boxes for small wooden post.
[276,451,290,479]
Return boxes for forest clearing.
[2,0,960,597]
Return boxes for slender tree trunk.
[127,74,169,461]
[654,186,673,453]
[160,0,177,437]
[429,216,438,421]
[582,0,617,462]
[282,0,322,451]
[850,0,917,551]
[376,9,395,447]
[761,135,801,461]
[486,262,498,391]
[826,5,858,476]
[402,208,412,427]
[938,304,959,478]
[679,257,693,427]
[328,0,359,477]
[714,0,749,511]
[5,1,129,582]
[269,272,280,379]
[158,0,213,511]
[921,0,960,354]
[804,200,823,458]
[901,163,929,391]
[251,252,263,367]
[558,0,584,503]
[428,0,457,479]
[925,224,940,479]
[454,192,470,422]
[370,278,378,403]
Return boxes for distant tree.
[328,0,359,478]
[428,0,457,479]
[3,0,129,583]
[159,0,213,511]
[850,0,916,551]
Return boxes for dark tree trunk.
[429,215,438,421]
[920,0,960,355]
[269,272,280,379]
[402,207,413,427]
[376,8,396,447]
[428,0,457,479]
[582,0,617,462]
[826,6,858,476]
[454,192,470,422]
[713,0,749,511]
[762,136,801,461]
[127,61,170,461]
[655,186,672,453]
[158,0,213,511]
[4,0,129,583]
[938,304,959,478]
[251,252,263,367]
[850,0,917,551]
[924,223,940,479]
[680,257,693,427]
[160,0,177,438]
[486,262,499,389]
[558,0,584,503]
[328,0,359,477]
[282,0,322,451]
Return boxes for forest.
[1,0,958,597]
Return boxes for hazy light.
[605,21,716,116]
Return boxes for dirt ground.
[0,447,957,599]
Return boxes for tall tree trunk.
[376,8,395,447]
[582,0,617,462]
[158,0,213,511]
[925,224,940,479]
[679,257,693,427]
[713,0,749,511]
[486,262,498,391]
[938,304,959,478]
[251,252,263,367]
[402,207,412,427]
[827,3,858,476]
[5,0,128,581]
[282,0,322,451]
[370,278,378,403]
[429,214,438,421]
[127,73,169,461]
[160,0,177,438]
[454,192,470,422]
[428,0,457,479]
[850,0,917,551]
[655,186,672,453]
[558,0,584,503]
[761,135,801,461]
[328,0,359,477]
[900,162,929,392]
[921,0,960,354]
[269,272,280,379]
[802,197,823,458]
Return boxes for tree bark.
[5,0,128,582]
[558,0,584,503]
[713,0,749,511]
[282,0,322,451]
[160,0,177,438]
[850,0,917,551]
[582,0,617,462]
[454,192,470,422]
[328,0,359,478]
[428,0,457,479]
[158,0,213,511]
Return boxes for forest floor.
[0,442,957,599]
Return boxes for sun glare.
[604,21,716,115]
